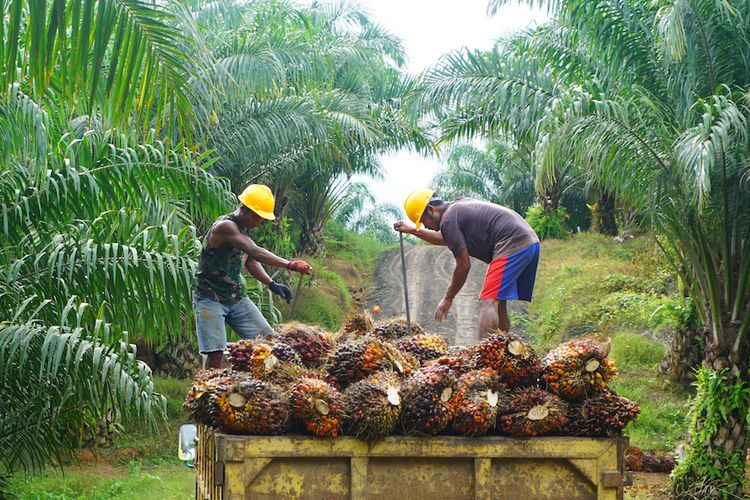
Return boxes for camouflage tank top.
[192,214,249,304]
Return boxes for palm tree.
[0,0,232,476]
[488,0,750,495]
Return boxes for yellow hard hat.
[403,188,435,229]
[238,184,276,220]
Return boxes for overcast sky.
[352,0,547,209]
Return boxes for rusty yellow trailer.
[194,425,631,499]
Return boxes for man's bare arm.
[245,258,272,286]
[393,220,447,246]
[210,220,290,269]
[445,248,471,299]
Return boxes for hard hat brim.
[250,207,276,220]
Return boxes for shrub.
[525,203,569,240]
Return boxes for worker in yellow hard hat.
[193,184,312,369]
[395,189,540,337]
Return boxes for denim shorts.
[193,295,274,353]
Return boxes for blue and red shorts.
[479,242,540,301]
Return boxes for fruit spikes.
[473,331,541,386]
[290,376,344,438]
[449,368,506,437]
[183,369,234,427]
[542,340,617,401]
[328,336,418,389]
[372,317,424,340]
[496,387,568,437]
[401,364,458,436]
[210,373,289,435]
[343,371,402,440]
[396,334,450,364]
[564,390,640,437]
[274,322,333,368]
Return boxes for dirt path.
[367,245,489,346]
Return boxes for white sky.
[354,0,547,208]
[299,0,548,208]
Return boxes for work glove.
[268,281,293,303]
[287,260,312,274]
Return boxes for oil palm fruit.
[183,369,234,427]
[473,331,540,386]
[396,334,450,364]
[226,339,256,372]
[274,322,333,368]
[542,341,617,400]
[372,317,424,340]
[564,390,640,437]
[328,337,418,389]
[211,373,289,435]
[496,387,568,436]
[430,346,478,376]
[401,364,458,435]
[290,376,344,438]
[449,368,505,437]
[343,371,402,440]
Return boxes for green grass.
[529,233,692,451]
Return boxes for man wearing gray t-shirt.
[394,188,540,336]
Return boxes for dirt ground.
[367,245,535,345]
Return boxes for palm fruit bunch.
[210,373,289,435]
[473,331,540,386]
[343,371,402,440]
[371,317,424,340]
[396,334,450,364]
[183,369,235,427]
[430,346,478,376]
[341,310,375,337]
[228,341,302,380]
[564,390,640,437]
[289,375,344,438]
[274,322,333,368]
[327,336,418,389]
[449,368,505,437]
[542,341,617,400]
[496,387,568,436]
[401,364,458,435]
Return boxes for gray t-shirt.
[439,199,539,263]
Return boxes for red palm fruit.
[401,364,458,436]
[496,387,568,436]
[473,331,541,386]
[449,368,506,437]
[396,334,450,364]
[371,317,424,340]
[290,376,344,438]
[226,339,256,372]
[343,371,402,440]
[542,341,617,401]
[210,373,289,435]
[564,389,640,437]
[274,322,333,368]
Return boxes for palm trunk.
[591,191,618,236]
[658,325,704,386]
[670,331,750,499]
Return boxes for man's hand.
[434,296,454,322]
[287,260,312,274]
[268,281,293,303]
[393,220,415,235]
